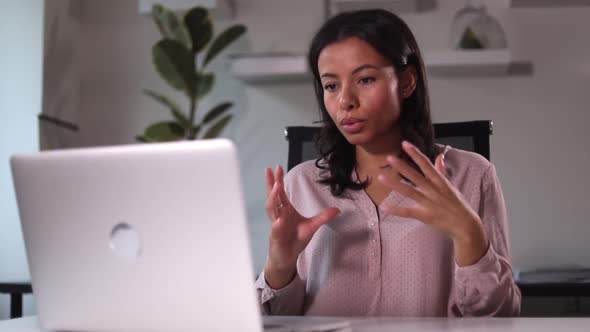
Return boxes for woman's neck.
[354,131,403,177]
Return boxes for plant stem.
[187,97,198,139]
[187,64,200,139]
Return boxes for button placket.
[370,218,380,257]
[351,182,381,261]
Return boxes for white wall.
[404,1,590,271]
[0,0,44,320]
[42,0,590,278]
[41,0,82,150]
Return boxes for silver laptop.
[10,139,262,332]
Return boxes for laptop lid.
[10,139,261,332]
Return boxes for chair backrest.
[284,120,493,171]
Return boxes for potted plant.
[137,4,246,142]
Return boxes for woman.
[255,9,521,317]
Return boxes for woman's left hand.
[377,141,488,266]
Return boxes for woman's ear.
[399,65,417,99]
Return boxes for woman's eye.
[324,83,337,91]
[359,77,376,85]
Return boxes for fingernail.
[387,155,396,163]
[402,141,413,148]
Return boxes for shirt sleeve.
[449,164,522,317]
[255,270,306,315]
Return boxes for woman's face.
[318,37,411,148]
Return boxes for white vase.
[450,0,508,50]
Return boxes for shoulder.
[283,160,324,191]
[285,159,321,177]
[438,143,493,181]
[282,160,335,212]
[437,144,499,202]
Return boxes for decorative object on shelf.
[138,0,235,19]
[329,0,425,15]
[138,4,246,142]
[450,0,507,50]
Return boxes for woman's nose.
[339,86,358,111]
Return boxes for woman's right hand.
[263,165,340,289]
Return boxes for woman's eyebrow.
[351,64,379,75]
[320,64,379,79]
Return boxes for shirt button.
[370,222,376,227]
[371,252,376,257]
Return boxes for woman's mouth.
[340,118,365,133]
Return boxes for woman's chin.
[342,132,371,146]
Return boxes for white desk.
[2,315,590,331]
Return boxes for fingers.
[265,166,279,221]
[273,165,292,215]
[377,173,426,203]
[401,141,440,181]
[265,164,285,197]
[265,167,275,196]
[434,154,447,178]
[385,155,427,188]
[265,180,281,221]
[275,164,284,187]
[265,164,291,223]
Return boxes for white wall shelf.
[229,49,526,83]
[425,49,513,77]
[330,0,423,14]
[228,53,311,84]
[511,0,590,7]
[138,0,235,19]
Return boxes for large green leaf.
[151,4,192,50]
[196,72,215,99]
[184,7,213,54]
[152,39,196,97]
[203,114,232,139]
[203,102,233,124]
[142,89,191,129]
[143,121,185,141]
[203,25,246,67]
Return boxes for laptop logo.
[109,222,142,259]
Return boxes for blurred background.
[1,0,589,319]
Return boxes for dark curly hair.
[308,9,436,197]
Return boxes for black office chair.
[0,282,33,319]
[285,120,493,171]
